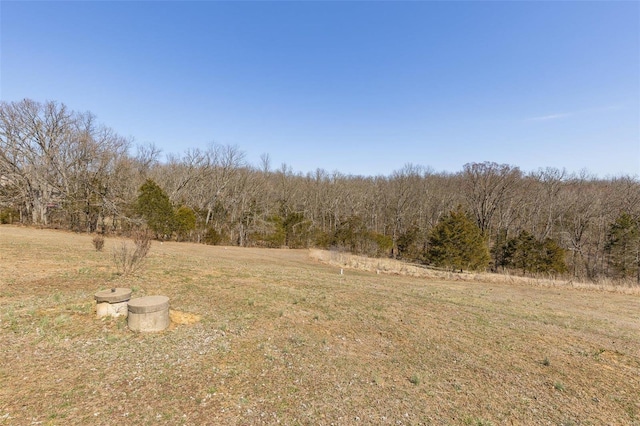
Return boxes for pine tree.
[492,230,567,276]
[134,179,175,239]
[511,230,537,275]
[174,205,197,241]
[426,206,490,272]
[491,228,515,272]
[539,238,567,275]
[605,213,640,282]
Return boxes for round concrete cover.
[95,288,132,303]
[128,295,170,314]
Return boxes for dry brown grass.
[310,249,640,295]
[1,226,639,425]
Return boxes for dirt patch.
[169,309,201,325]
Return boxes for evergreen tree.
[491,228,515,272]
[282,211,310,248]
[511,230,537,275]
[492,230,567,276]
[539,238,567,275]
[265,214,287,248]
[174,205,196,241]
[605,212,640,282]
[332,215,367,253]
[134,179,175,239]
[396,226,423,261]
[263,210,306,248]
[426,206,490,272]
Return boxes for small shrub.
[409,374,421,385]
[204,227,223,245]
[0,208,19,224]
[112,228,152,276]
[92,234,105,251]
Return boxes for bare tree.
[135,143,162,178]
[0,100,79,225]
[203,144,246,226]
[385,164,424,257]
[0,99,130,231]
[462,162,522,236]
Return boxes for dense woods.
[2,99,639,283]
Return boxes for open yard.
[0,226,639,425]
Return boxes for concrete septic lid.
[128,296,170,314]
[95,288,132,303]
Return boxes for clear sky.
[1,1,639,178]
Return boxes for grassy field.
[1,226,639,425]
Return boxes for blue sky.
[1,1,638,178]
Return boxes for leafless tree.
[462,162,522,236]
[202,144,246,226]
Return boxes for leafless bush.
[92,234,105,252]
[112,228,152,276]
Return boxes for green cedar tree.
[427,206,490,272]
[605,212,640,282]
[134,179,175,239]
[174,205,197,241]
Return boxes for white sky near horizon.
[1,1,638,178]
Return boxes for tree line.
[1,99,639,283]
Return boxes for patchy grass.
[1,225,639,425]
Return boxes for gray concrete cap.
[128,296,170,314]
[95,288,132,303]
